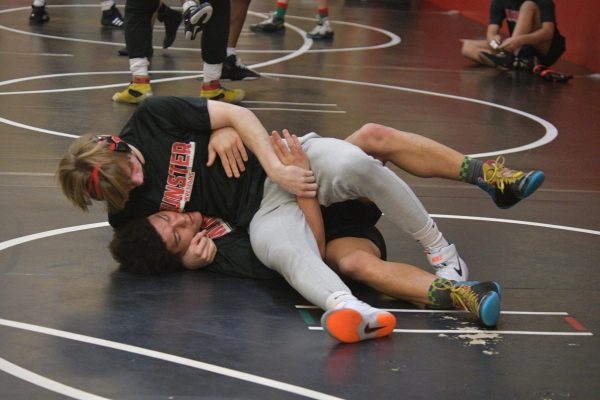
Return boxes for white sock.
[129,58,150,77]
[226,47,237,58]
[32,0,45,7]
[325,291,356,310]
[203,62,222,83]
[100,0,114,11]
[412,218,449,250]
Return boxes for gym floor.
[1,0,599,398]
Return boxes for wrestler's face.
[126,153,144,189]
[148,211,203,255]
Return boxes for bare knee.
[348,123,405,162]
[337,250,377,281]
[520,1,539,13]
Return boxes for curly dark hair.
[109,217,184,275]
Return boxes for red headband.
[86,163,102,199]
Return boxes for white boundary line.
[0,7,399,55]
[0,72,557,158]
[0,318,345,400]
[261,73,558,158]
[295,305,570,316]
[0,357,109,400]
[308,327,593,336]
[430,214,600,236]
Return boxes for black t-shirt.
[108,96,267,229]
[489,0,561,37]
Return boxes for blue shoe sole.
[479,291,501,328]
[520,170,545,199]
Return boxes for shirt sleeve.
[120,96,212,144]
[536,0,557,23]
[489,0,505,26]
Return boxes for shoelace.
[449,284,480,317]
[483,156,525,193]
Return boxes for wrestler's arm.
[271,130,326,258]
[207,100,317,198]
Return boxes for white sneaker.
[426,243,469,281]
[306,18,334,40]
[321,299,396,343]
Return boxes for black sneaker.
[157,5,182,48]
[479,51,515,70]
[221,55,261,81]
[101,4,125,28]
[250,14,285,33]
[184,2,213,40]
[29,5,49,24]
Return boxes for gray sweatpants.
[248,133,431,310]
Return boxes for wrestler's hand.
[269,130,317,198]
[207,127,249,178]
[271,129,310,170]
[498,36,523,52]
[181,231,217,270]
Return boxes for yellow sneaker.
[200,80,244,103]
[112,82,153,104]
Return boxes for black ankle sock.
[428,278,455,308]
[459,157,484,185]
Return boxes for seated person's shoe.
[112,81,153,104]
[534,65,573,83]
[479,51,515,70]
[221,55,261,81]
[250,14,285,33]
[449,281,502,328]
[101,4,125,28]
[184,1,213,40]
[30,5,50,23]
[476,156,545,209]
[426,243,469,281]
[200,80,244,103]
[306,19,334,40]
[157,4,182,48]
[321,299,396,343]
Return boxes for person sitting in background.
[461,0,565,71]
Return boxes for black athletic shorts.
[206,200,387,278]
[535,32,566,66]
[321,200,387,260]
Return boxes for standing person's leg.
[306,0,333,40]
[221,0,262,81]
[250,0,287,33]
[197,0,245,103]
[112,0,158,103]
[249,180,396,343]
[345,123,545,209]
[156,2,183,49]
[100,0,125,28]
[29,0,50,23]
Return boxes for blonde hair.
[56,134,133,213]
